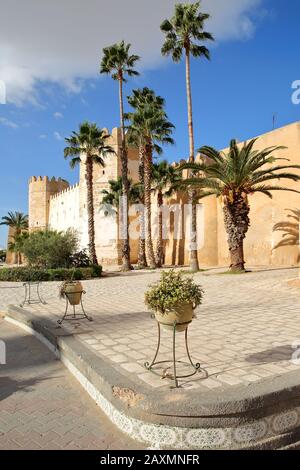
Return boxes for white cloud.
[54,131,63,141]
[0,0,265,105]
[0,117,18,129]
[54,112,63,119]
[39,134,47,139]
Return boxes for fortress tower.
[27,128,140,266]
[28,176,69,231]
[79,127,140,264]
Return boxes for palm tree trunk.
[185,48,199,272]
[223,195,250,272]
[118,77,131,271]
[155,191,164,268]
[138,145,147,268]
[85,157,98,265]
[144,140,156,269]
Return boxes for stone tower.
[28,176,69,231]
[78,127,140,265]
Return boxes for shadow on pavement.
[245,345,294,364]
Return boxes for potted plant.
[145,270,204,332]
[59,279,84,306]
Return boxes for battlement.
[105,127,122,147]
[29,176,67,184]
[50,183,80,199]
[170,159,187,168]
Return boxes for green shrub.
[145,270,204,314]
[0,249,6,262]
[90,264,102,277]
[69,249,91,268]
[0,267,50,282]
[0,266,102,282]
[20,229,79,269]
[47,268,73,281]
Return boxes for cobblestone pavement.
[1,267,300,392]
[0,319,142,450]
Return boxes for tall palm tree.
[64,122,113,265]
[0,211,28,264]
[161,1,214,271]
[181,139,300,271]
[151,161,182,267]
[126,88,165,268]
[100,41,140,271]
[127,104,175,268]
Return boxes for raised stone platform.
[3,267,300,449]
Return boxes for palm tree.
[0,211,28,264]
[126,88,165,268]
[181,139,300,271]
[101,178,143,265]
[152,161,182,267]
[101,177,142,211]
[100,41,140,271]
[8,232,29,264]
[127,103,175,268]
[64,122,113,265]
[161,1,214,271]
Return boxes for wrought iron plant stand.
[57,289,93,325]
[20,282,46,307]
[144,314,201,388]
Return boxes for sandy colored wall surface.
[216,122,300,268]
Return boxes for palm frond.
[160,1,213,62]
[69,157,81,169]
[64,122,114,170]
[100,41,140,81]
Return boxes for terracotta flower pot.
[155,302,194,332]
[63,281,83,306]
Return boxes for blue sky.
[0,0,299,247]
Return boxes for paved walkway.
[0,269,300,391]
[1,267,300,392]
[0,319,141,450]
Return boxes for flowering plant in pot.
[145,270,204,331]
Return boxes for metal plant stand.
[20,282,46,307]
[144,316,201,388]
[57,290,93,325]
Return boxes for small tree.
[101,177,142,212]
[20,230,79,269]
[0,249,6,263]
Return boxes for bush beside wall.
[0,265,102,282]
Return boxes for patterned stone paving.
[1,266,300,391]
[0,319,142,450]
